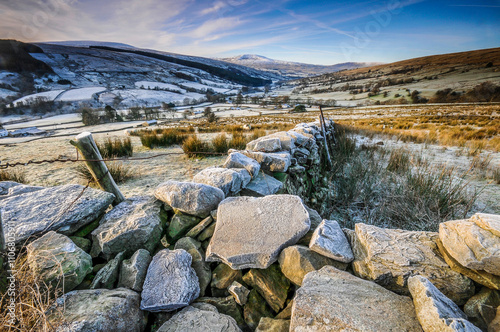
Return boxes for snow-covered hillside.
[1,42,277,110]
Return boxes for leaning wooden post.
[319,106,333,169]
[70,132,125,205]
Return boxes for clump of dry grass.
[139,129,188,149]
[229,133,248,150]
[75,161,132,185]
[182,135,211,158]
[0,169,27,183]
[96,137,133,158]
[0,254,64,331]
[211,134,229,153]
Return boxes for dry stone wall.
[1,120,499,331]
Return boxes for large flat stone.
[140,249,200,312]
[206,195,310,269]
[90,196,163,259]
[440,218,500,277]
[155,180,225,218]
[0,184,114,249]
[27,231,92,292]
[349,223,474,304]
[157,304,241,332]
[47,288,146,332]
[408,275,481,332]
[290,266,422,331]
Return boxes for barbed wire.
[0,150,227,170]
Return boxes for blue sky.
[1,0,499,64]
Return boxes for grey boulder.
[206,195,310,269]
[155,180,225,218]
[408,275,481,332]
[290,266,422,331]
[0,184,114,249]
[47,288,146,332]
[91,196,163,259]
[240,172,283,197]
[157,303,241,332]
[193,167,248,197]
[223,152,261,178]
[309,219,354,263]
[141,249,200,312]
[26,231,92,292]
[175,237,212,297]
[90,252,125,289]
[349,223,474,304]
[118,249,152,292]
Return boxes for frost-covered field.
[13,90,65,105]
[112,89,206,107]
[134,81,186,93]
[56,87,106,101]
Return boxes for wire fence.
[0,150,227,170]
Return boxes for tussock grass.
[139,129,188,149]
[182,135,211,158]
[75,162,132,185]
[328,125,480,231]
[229,133,248,150]
[0,169,27,183]
[212,134,229,153]
[96,137,133,158]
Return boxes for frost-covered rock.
[193,167,248,196]
[349,223,474,304]
[290,266,422,332]
[154,180,225,218]
[27,231,92,292]
[234,150,291,172]
[206,195,310,269]
[408,275,481,332]
[223,152,261,178]
[0,184,114,249]
[240,172,283,197]
[309,219,354,263]
[141,249,200,312]
[157,304,241,332]
[90,252,125,289]
[47,288,146,332]
[246,136,282,152]
[118,249,151,292]
[90,196,163,259]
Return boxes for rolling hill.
[220,54,381,79]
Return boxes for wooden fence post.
[319,106,333,169]
[70,132,125,205]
